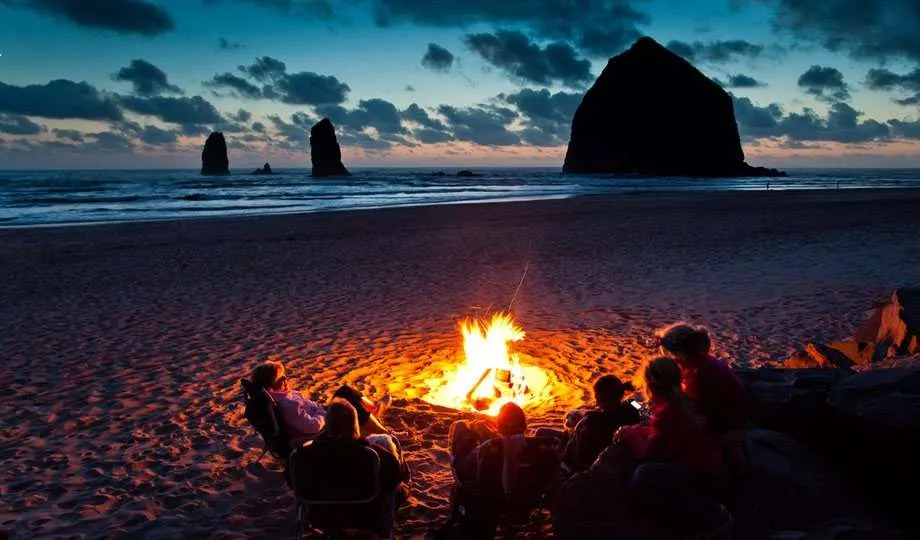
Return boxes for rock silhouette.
[201,132,230,176]
[563,37,784,177]
[310,118,349,177]
[252,163,273,175]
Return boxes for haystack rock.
[310,118,350,177]
[563,37,785,177]
[252,163,273,175]
[201,132,230,176]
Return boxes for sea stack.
[201,132,230,176]
[310,118,350,177]
[563,37,784,177]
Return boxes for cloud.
[0,79,123,121]
[501,88,581,146]
[666,39,766,63]
[437,104,520,146]
[401,103,453,142]
[115,121,181,146]
[316,98,405,135]
[761,0,920,63]
[112,59,183,97]
[421,43,455,72]
[0,0,174,36]
[888,119,920,140]
[719,74,766,88]
[732,95,889,143]
[228,109,253,123]
[118,95,225,124]
[251,121,267,133]
[204,73,263,99]
[233,0,649,57]
[866,68,920,106]
[218,37,243,50]
[464,31,593,88]
[52,128,85,142]
[797,65,850,102]
[0,114,46,135]
[206,56,350,105]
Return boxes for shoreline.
[2,186,920,232]
[3,188,920,538]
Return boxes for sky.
[2,0,920,169]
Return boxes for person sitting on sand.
[449,401,528,468]
[618,357,732,538]
[315,399,409,496]
[657,323,748,434]
[563,375,643,473]
[250,361,391,441]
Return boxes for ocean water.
[1,167,919,228]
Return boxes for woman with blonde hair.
[618,357,732,539]
[656,323,748,434]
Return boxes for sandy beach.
[2,189,920,539]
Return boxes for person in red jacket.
[618,357,732,539]
[657,323,748,434]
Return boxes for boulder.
[456,170,477,177]
[201,132,230,175]
[310,118,349,177]
[786,288,920,368]
[252,163,273,175]
[563,37,785,177]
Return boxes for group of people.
[247,321,748,538]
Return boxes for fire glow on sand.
[422,313,552,415]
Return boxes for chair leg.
[294,503,304,540]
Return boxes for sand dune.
[2,189,919,538]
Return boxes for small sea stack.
[201,132,230,176]
[310,118,350,177]
[563,37,784,177]
[252,163,273,175]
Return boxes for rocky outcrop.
[563,37,785,178]
[201,132,230,176]
[786,288,920,368]
[252,163,273,175]
[310,118,349,178]
[456,170,477,178]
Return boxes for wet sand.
[2,188,919,538]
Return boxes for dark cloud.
[401,103,446,130]
[437,105,520,146]
[421,43,455,72]
[206,57,350,105]
[180,124,211,136]
[866,68,920,106]
[274,71,350,105]
[413,128,453,144]
[666,39,766,63]
[761,0,920,63]
[228,109,253,123]
[464,31,592,88]
[87,131,136,152]
[888,119,920,140]
[119,95,225,124]
[501,88,581,146]
[52,128,85,142]
[719,74,766,88]
[797,65,850,102]
[251,121,267,133]
[268,114,308,145]
[0,79,123,121]
[239,56,288,82]
[339,131,393,151]
[204,73,264,99]
[732,95,889,143]
[218,37,243,50]
[136,124,180,145]
[405,85,416,92]
[316,98,405,135]
[1,0,174,36]
[112,59,183,97]
[0,114,45,135]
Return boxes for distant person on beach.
[250,361,391,440]
[536,375,642,473]
[314,399,409,496]
[657,323,748,434]
[618,357,732,538]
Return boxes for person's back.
[565,382,641,472]
[658,323,748,433]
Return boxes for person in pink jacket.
[250,361,390,440]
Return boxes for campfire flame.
[425,313,546,416]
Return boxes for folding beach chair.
[288,439,398,539]
[240,378,294,462]
[443,435,562,538]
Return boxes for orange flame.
[425,313,547,415]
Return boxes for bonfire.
[424,313,550,415]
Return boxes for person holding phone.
[561,374,643,473]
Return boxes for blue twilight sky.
[2,0,920,169]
